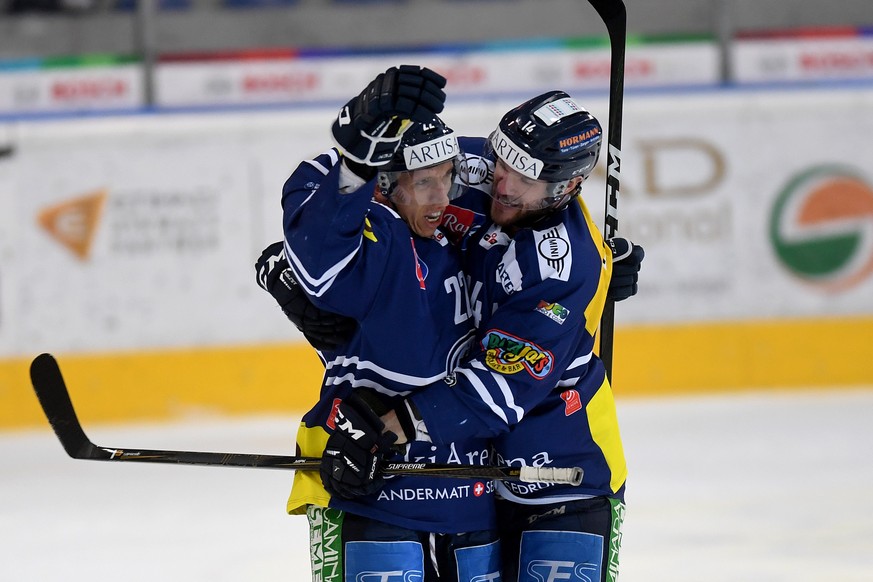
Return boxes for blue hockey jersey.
[412,137,628,504]
[281,148,495,533]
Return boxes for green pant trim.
[307,505,345,582]
[606,498,625,582]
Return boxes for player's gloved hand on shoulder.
[321,391,399,499]
[607,237,645,301]
[331,65,447,171]
[255,241,356,351]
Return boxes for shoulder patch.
[533,224,572,282]
[481,329,553,379]
[479,224,511,249]
[535,300,570,325]
[495,241,523,295]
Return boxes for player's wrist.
[392,399,431,444]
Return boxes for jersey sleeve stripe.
[471,360,526,423]
[455,367,509,425]
[303,149,340,175]
[565,351,593,371]
[283,239,361,297]
[325,354,449,386]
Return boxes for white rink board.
[1,87,872,357]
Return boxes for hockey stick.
[29,353,583,486]
[588,0,627,383]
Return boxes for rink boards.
[2,86,873,428]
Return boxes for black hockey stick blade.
[29,353,583,485]
[30,352,100,460]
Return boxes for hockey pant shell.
[497,496,625,582]
[307,505,501,582]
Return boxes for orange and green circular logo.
[769,165,873,292]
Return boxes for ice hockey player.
[255,65,501,582]
[313,90,642,582]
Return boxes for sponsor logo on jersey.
[479,224,511,249]
[561,389,583,416]
[769,164,873,292]
[459,154,493,186]
[376,481,493,501]
[496,243,523,295]
[536,300,570,324]
[482,329,553,379]
[535,225,572,282]
[326,398,342,429]
[441,204,478,245]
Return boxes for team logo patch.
[536,300,570,324]
[482,329,553,379]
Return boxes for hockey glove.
[254,241,356,351]
[321,391,399,499]
[381,398,431,445]
[331,65,447,167]
[607,237,645,302]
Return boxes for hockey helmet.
[485,90,602,211]
[377,116,465,202]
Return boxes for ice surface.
[2,389,872,581]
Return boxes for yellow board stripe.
[1,343,325,430]
[3,316,872,429]
[611,316,873,395]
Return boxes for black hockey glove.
[254,241,356,351]
[321,391,399,499]
[331,65,447,167]
[607,237,645,302]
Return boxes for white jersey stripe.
[471,360,525,423]
[455,367,509,425]
[325,355,448,386]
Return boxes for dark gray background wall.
[1,0,872,59]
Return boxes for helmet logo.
[403,133,459,170]
[533,97,585,126]
[491,127,544,180]
[557,127,601,153]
